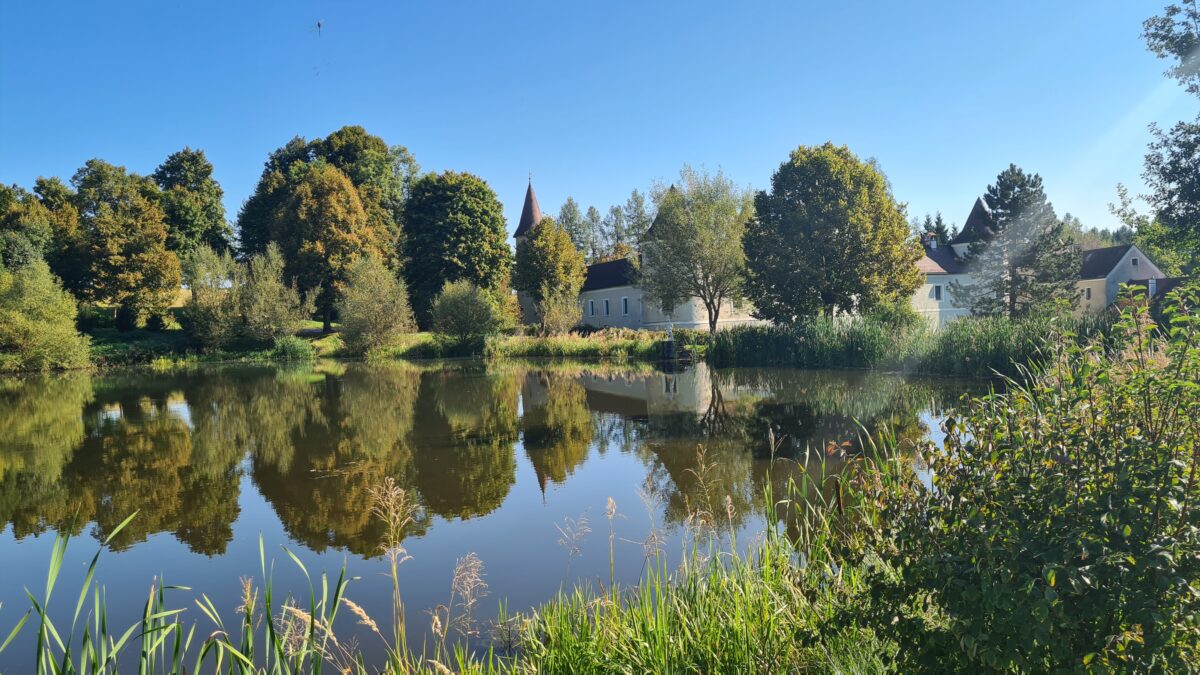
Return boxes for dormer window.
[1132,257,1139,268]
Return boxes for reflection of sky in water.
[0,363,982,669]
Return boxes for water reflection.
[0,361,969,557]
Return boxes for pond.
[0,361,975,667]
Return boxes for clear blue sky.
[2,1,1195,237]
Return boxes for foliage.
[271,335,315,362]
[872,284,1200,671]
[744,142,922,321]
[513,216,586,331]
[152,147,231,253]
[180,245,241,350]
[491,328,660,360]
[431,280,507,349]
[1144,115,1200,256]
[1143,0,1200,96]
[0,183,52,269]
[241,243,313,343]
[404,171,512,326]
[557,196,589,256]
[622,188,654,248]
[536,283,583,337]
[336,255,417,355]
[0,261,91,371]
[951,164,1081,318]
[71,159,183,320]
[1112,184,1194,275]
[641,166,755,333]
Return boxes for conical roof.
[951,197,995,245]
[641,184,678,243]
[514,181,543,238]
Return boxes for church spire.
[514,178,543,239]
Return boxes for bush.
[0,261,90,371]
[536,283,581,336]
[271,335,314,362]
[180,246,241,350]
[431,280,505,351]
[242,243,312,343]
[336,256,415,355]
[144,313,169,331]
[871,283,1200,670]
[114,303,139,332]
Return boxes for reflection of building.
[513,181,763,330]
[913,197,1171,327]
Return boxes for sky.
[2,1,1196,239]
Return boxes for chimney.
[922,231,937,250]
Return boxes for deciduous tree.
[744,143,922,321]
[403,171,512,326]
[337,255,416,355]
[641,166,755,333]
[513,216,586,332]
[152,148,231,254]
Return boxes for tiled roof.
[581,258,636,291]
[513,182,543,238]
[917,244,965,275]
[1080,245,1133,280]
[951,197,994,245]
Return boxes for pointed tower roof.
[514,180,543,239]
[641,184,678,243]
[951,197,995,245]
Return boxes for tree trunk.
[707,300,720,334]
[323,308,332,333]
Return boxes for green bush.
[431,280,505,352]
[536,282,582,336]
[871,283,1200,671]
[241,243,312,343]
[180,246,240,350]
[0,261,91,371]
[271,335,314,362]
[336,256,416,355]
[114,303,139,332]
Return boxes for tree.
[180,246,241,350]
[558,197,589,254]
[641,166,755,334]
[34,177,88,296]
[744,143,923,321]
[584,206,604,261]
[0,184,52,269]
[0,260,91,371]
[337,255,416,355]
[403,171,512,326]
[241,243,313,343]
[1143,0,1200,96]
[71,159,182,320]
[152,148,231,254]
[918,212,952,246]
[1111,184,1193,275]
[513,216,586,333]
[950,165,1080,318]
[623,189,653,247]
[537,284,582,336]
[271,161,384,329]
[602,205,627,254]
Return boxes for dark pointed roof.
[951,197,995,245]
[641,184,678,243]
[1080,244,1134,280]
[514,181,542,238]
[581,259,637,291]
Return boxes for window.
[933,285,942,301]
[604,299,610,316]
[1085,287,1092,301]
[589,300,595,316]
[1132,257,1140,268]
[622,297,629,315]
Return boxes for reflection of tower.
[512,179,543,323]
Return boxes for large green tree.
[558,197,588,254]
[0,260,91,370]
[34,177,89,297]
[950,165,1080,318]
[623,189,653,248]
[403,171,512,326]
[70,160,182,317]
[152,148,231,254]
[744,143,923,321]
[271,161,384,329]
[0,184,52,269]
[641,166,755,333]
[583,206,604,261]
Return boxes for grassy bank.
[709,311,1116,378]
[5,285,1197,672]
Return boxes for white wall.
[911,273,973,328]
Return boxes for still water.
[0,360,972,667]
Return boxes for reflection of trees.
[252,363,425,556]
[0,374,92,483]
[410,369,520,519]
[521,374,594,494]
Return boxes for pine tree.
[623,189,653,247]
[950,165,1080,318]
[558,197,588,254]
[584,206,603,262]
[602,205,626,254]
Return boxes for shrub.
[242,243,312,343]
[0,261,90,371]
[336,256,416,355]
[536,283,581,336]
[144,313,169,331]
[271,335,315,362]
[872,283,1200,671]
[114,303,139,332]
[180,246,241,349]
[431,280,505,350]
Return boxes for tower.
[514,179,543,322]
